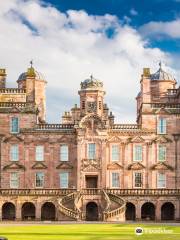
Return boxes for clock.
[87,101,97,112]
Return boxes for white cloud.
[140,19,180,38]
[130,8,138,16]
[0,0,179,123]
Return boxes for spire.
[30,60,33,68]
[159,61,162,70]
[27,60,36,78]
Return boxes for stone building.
[0,62,179,222]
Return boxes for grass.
[0,223,180,240]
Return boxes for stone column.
[36,200,41,221]
[155,200,161,221]
[135,200,141,221]
[0,202,2,220]
[16,201,22,220]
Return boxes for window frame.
[35,145,44,161]
[158,145,166,162]
[60,145,69,162]
[157,118,167,135]
[134,172,143,188]
[10,172,19,188]
[10,117,19,134]
[87,143,96,160]
[157,173,166,188]
[133,145,143,161]
[35,172,44,188]
[111,172,120,188]
[59,172,69,188]
[10,144,19,161]
[111,144,120,162]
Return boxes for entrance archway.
[22,202,35,220]
[141,202,155,220]
[2,202,16,220]
[86,202,98,221]
[41,202,56,221]
[161,202,175,220]
[125,202,136,220]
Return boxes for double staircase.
[57,189,126,221]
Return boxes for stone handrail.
[0,102,31,108]
[103,192,126,221]
[102,189,111,212]
[58,192,80,220]
[151,103,180,109]
[35,124,74,130]
[81,188,102,195]
[0,88,26,93]
[0,188,76,196]
[111,124,140,130]
[74,190,83,217]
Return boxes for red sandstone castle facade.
[0,62,179,221]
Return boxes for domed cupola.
[151,62,176,82]
[80,75,103,90]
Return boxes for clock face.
[87,101,97,112]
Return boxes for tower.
[0,69,6,88]
[78,75,105,117]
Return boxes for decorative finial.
[90,74,93,81]
[30,60,33,68]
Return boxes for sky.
[0,0,180,123]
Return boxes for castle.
[0,62,179,221]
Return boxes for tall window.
[111,145,120,161]
[10,117,19,133]
[111,172,120,188]
[157,118,167,134]
[158,145,166,162]
[134,172,142,188]
[60,172,69,188]
[157,173,166,188]
[36,146,44,161]
[10,145,19,161]
[10,172,19,188]
[35,172,44,188]
[88,143,96,159]
[134,145,143,161]
[60,145,69,161]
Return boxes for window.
[111,145,119,161]
[10,145,19,161]
[60,172,69,188]
[134,172,142,188]
[157,173,166,188]
[82,101,85,109]
[35,172,44,188]
[158,145,166,162]
[35,146,44,161]
[60,145,69,161]
[134,145,143,161]
[10,117,19,133]
[157,118,167,134]
[10,172,19,188]
[88,143,96,159]
[111,172,120,188]
[99,101,102,110]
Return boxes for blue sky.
[0,0,180,123]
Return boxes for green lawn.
[0,223,179,240]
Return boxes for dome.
[18,70,45,81]
[81,75,103,89]
[151,63,176,81]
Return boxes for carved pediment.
[150,162,174,171]
[3,162,25,171]
[11,106,21,113]
[153,136,172,143]
[56,162,73,169]
[79,114,105,129]
[130,136,145,143]
[32,162,47,169]
[83,164,99,172]
[127,162,145,170]
[58,135,69,142]
[107,162,123,170]
[155,107,170,115]
[108,136,122,142]
[3,134,24,143]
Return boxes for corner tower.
[78,75,105,117]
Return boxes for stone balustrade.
[111,124,140,130]
[0,102,30,108]
[35,124,74,130]
[0,88,26,93]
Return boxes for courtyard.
[0,223,179,240]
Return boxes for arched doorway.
[2,202,16,220]
[161,202,175,220]
[86,202,98,221]
[125,202,136,220]
[22,202,36,220]
[141,202,155,220]
[41,202,56,221]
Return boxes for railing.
[74,190,83,218]
[167,89,178,96]
[151,103,180,109]
[0,102,31,108]
[35,124,74,130]
[111,124,140,130]
[103,192,126,221]
[105,188,180,196]
[81,188,102,195]
[0,188,76,196]
[0,88,26,93]
[58,192,80,220]
[102,189,111,212]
